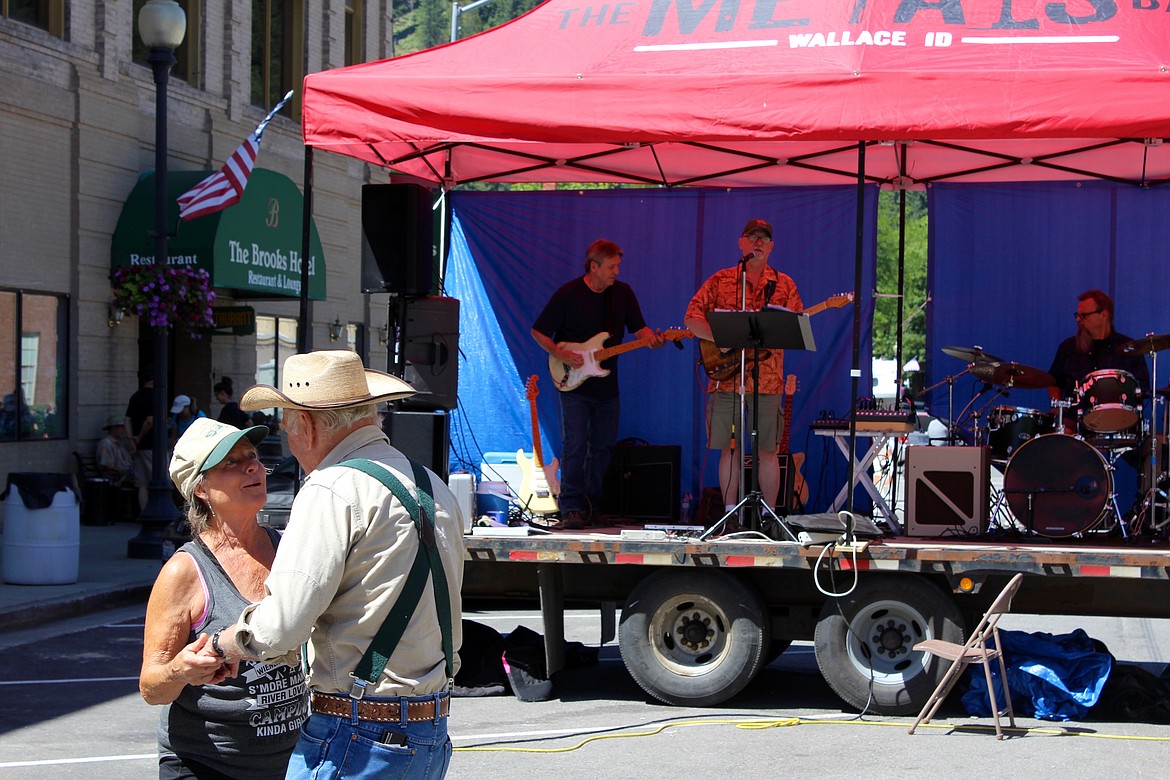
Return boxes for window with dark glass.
[2,0,64,37]
[252,0,301,114]
[254,314,299,421]
[0,289,69,442]
[345,0,363,66]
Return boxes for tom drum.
[1077,369,1142,433]
[987,406,1054,460]
[1003,434,1111,537]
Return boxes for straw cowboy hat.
[239,350,416,411]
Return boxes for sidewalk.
[0,522,162,633]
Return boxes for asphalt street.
[0,608,1168,779]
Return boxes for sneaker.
[562,511,585,530]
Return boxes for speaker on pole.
[398,296,460,411]
[360,183,434,296]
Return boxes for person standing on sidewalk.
[124,365,157,512]
[213,350,465,780]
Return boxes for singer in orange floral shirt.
[684,218,802,515]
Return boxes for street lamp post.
[128,0,187,559]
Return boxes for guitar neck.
[529,399,545,468]
[593,336,652,363]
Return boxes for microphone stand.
[736,253,750,526]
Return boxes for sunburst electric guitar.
[516,375,561,515]
[780,374,809,511]
[549,329,694,392]
[699,293,853,382]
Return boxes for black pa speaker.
[382,410,450,481]
[602,444,681,522]
[398,296,460,412]
[361,183,434,295]
[905,446,990,537]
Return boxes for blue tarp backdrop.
[928,181,1170,421]
[445,186,878,513]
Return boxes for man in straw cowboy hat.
[210,350,464,779]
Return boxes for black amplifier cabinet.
[382,410,450,481]
[602,444,681,522]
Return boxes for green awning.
[111,168,326,300]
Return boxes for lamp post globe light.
[128,0,187,559]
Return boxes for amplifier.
[905,446,990,537]
[602,444,681,522]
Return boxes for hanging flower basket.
[111,264,217,334]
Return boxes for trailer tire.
[619,570,770,706]
[813,574,963,715]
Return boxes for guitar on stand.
[517,375,560,515]
[700,293,853,381]
[549,328,693,391]
[779,374,809,512]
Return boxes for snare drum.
[1003,434,1111,537]
[986,405,1054,460]
[1077,369,1142,433]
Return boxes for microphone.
[975,382,993,398]
[739,252,755,264]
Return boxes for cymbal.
[971,361,1055,389]
[941,345,1005,364]
[1120,333,1170,354]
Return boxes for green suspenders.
[337,457,454,695]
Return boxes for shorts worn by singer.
[287,697,452,780]
[706,392,783,452]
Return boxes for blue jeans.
[559,392,620,515]
[286,701,451,780]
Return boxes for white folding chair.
[908,573,1024,739]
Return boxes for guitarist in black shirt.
[531,239,664,529]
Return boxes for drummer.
[1048,289,1150,416]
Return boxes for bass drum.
[1003,434,1111,537]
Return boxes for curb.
[0,583,154,635]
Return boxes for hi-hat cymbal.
[1120,333,1170,355]
[971,361,1055,389]
[941,345,1005,364]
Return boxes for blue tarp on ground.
[962,628,1112,721]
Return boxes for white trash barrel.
[2,473,80,585]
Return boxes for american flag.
[177,91,294,221]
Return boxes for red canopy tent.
[302,0,1170,187]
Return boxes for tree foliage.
[873,190,928,362]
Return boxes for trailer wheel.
[619,570,770,706]
[813,575,963,715]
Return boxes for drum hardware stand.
[916,368,971,445]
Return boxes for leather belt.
[310,691,450,723]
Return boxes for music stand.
[701,309,816,541]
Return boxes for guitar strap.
[603,284,616,351]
